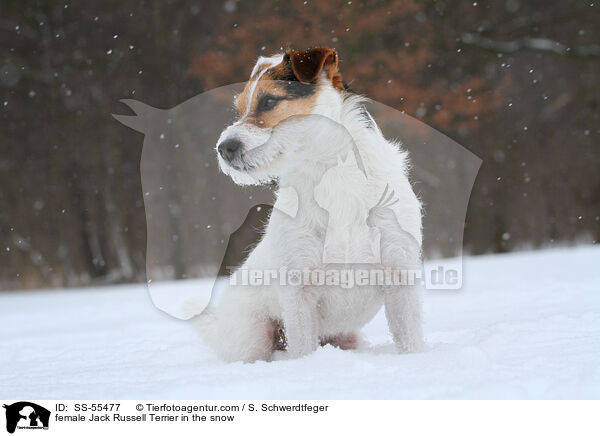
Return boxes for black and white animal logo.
[3,402,50,434]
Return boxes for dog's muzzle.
[217,138,243,162]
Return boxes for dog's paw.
[393,335,425,354]
[286,344,316,359]
[285,332,319,359]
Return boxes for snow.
[1,246,599,399]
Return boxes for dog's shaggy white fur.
[194,48,423,362]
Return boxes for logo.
[113,82,481,319]
[3,402,50,434]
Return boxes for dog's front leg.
[383,284,424,353]
[279,286,319,358]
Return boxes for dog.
[193,47,423,362]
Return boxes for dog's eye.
[257,95,281,112]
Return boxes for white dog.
[193,47,423,362]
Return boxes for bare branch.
[461,33,600,57]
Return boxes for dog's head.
[216,47,346,185]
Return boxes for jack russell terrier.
[194,47,423,362]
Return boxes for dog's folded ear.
[286,47,341,86]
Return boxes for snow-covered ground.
[1,246,599,399]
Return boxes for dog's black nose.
[218,138,243,161]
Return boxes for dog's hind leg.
[194,299,276,363]
[320,332,361,350]
[222,315,278,363]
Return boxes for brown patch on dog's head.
[286,47,344,91]
[234,47,344,129]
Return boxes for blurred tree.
[0,0,598,289]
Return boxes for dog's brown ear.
[287,47,342,88]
